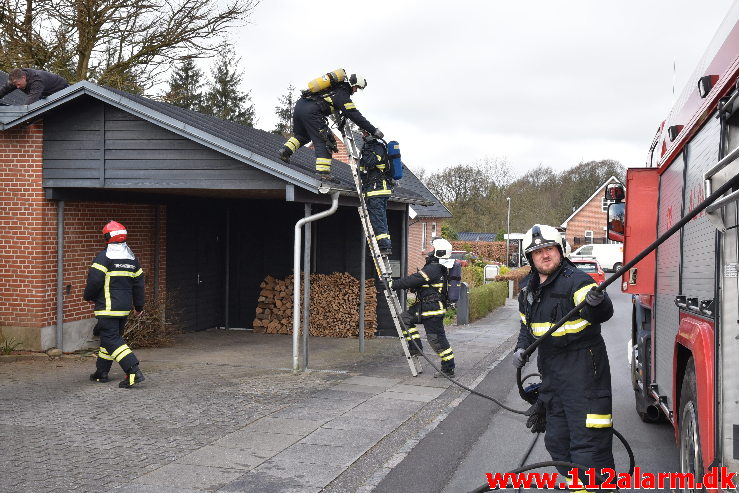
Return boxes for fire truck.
[606,3,739,489]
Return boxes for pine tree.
[202,49,256,126]
[273,84,296,137]
[163,58,204,111]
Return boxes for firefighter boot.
[278,146,292,163]
[119,365,145,388]
[433,369,455,379]
[315,171,340,184]
[89,371,109,383]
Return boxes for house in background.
[560,176,622,248]
[457,232,497,242]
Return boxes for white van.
[569,244,623,271]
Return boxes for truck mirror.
[605,183,625,202]
[608,202,625,242]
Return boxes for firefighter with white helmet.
[392,238,456,378]
[84,220,146,388]
[278,70,382,184]
[513,224,615,486]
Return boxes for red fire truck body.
[619,4,739,488]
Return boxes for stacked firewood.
[252,273,377,338]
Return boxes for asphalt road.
[374,287,679,493]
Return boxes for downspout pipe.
[56,201,64,351]
[293,192,339,372]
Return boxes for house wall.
[0,119,166,350]
[566,197,608,247]
[408,218,444,273]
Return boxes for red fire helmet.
[102,220,127,243]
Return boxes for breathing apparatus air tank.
[307,69,347,93]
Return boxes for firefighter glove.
[373,128,384,139]
[512,348,528,369]
[525,399,546,434]
[585,287,605,306]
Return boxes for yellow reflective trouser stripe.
[344,102,356,110]
[574,283,597,305]
[376,233,390,240]
[91,263,108,273]
[419,270,430,281]
[586,414,613,428]
[316,157,331,172]
[286,137,300,152]
[366,180,391,197]
[520,312,527,324]
[530,318,591,336]
[95,310,131,316]
[403,329,421,340]
[439,348,454,361]
[111,344,132,362]
[97,348,114,360]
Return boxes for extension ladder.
[324,120,423,377]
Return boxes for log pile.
[252,273,377,338]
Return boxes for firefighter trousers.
[366,196,390,250]
[540,343,614,480]
[94,317,139,374]
[289,98,333,172]
[402,307,455,372]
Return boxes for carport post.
[302,204,311,369]
[359,230,366,353]
[56,201,65,351]
[293,192,339,372]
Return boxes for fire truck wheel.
[679,358,705,492]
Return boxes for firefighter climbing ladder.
[322,120,422,377]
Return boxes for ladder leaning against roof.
[320,119,423,377]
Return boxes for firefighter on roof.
[84,221,146,388]
[278,71,383,183]
[359,129,393,255]
[392,238,455,378]
[513,224,614,487]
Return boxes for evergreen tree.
[273,84,296,137]
[202,49,256,126]
[163,59,204,111]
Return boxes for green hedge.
[468,281,509,322]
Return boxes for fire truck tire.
[679,357,705,492]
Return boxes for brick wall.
[566,197,608,246]
[62,203,166,323]
[0,122,57,329]
[0,121,166,348]
[408,218,444,273]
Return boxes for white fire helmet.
[523,224,563,263]
[431,237,453,259]
[349,73,367,89]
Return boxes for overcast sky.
[232,0,735,176]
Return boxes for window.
[585,230,594,244]
[602,197,614,212]
[431,222,437,239]
[421,222,427,249]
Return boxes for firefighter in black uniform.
[359,130,393,255]
[513,224,614,487]
[0,68,69,104]
[392,238,455,378]
[278,73,383,182]
[84,221,146,388]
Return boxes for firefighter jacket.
[0,68,69,104]
[305,82,377,135]
[84,243,145,318]
[516,258,613,355]
[360,137,393,197]
[393,256,448,319]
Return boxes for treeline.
[420,158,626,236]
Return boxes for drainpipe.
[293,192,339,372]
[302,203,311,369]
[56,201,64,351]
[359,230,366,353]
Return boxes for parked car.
[569,243,623,271]
[570,257,606,285]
